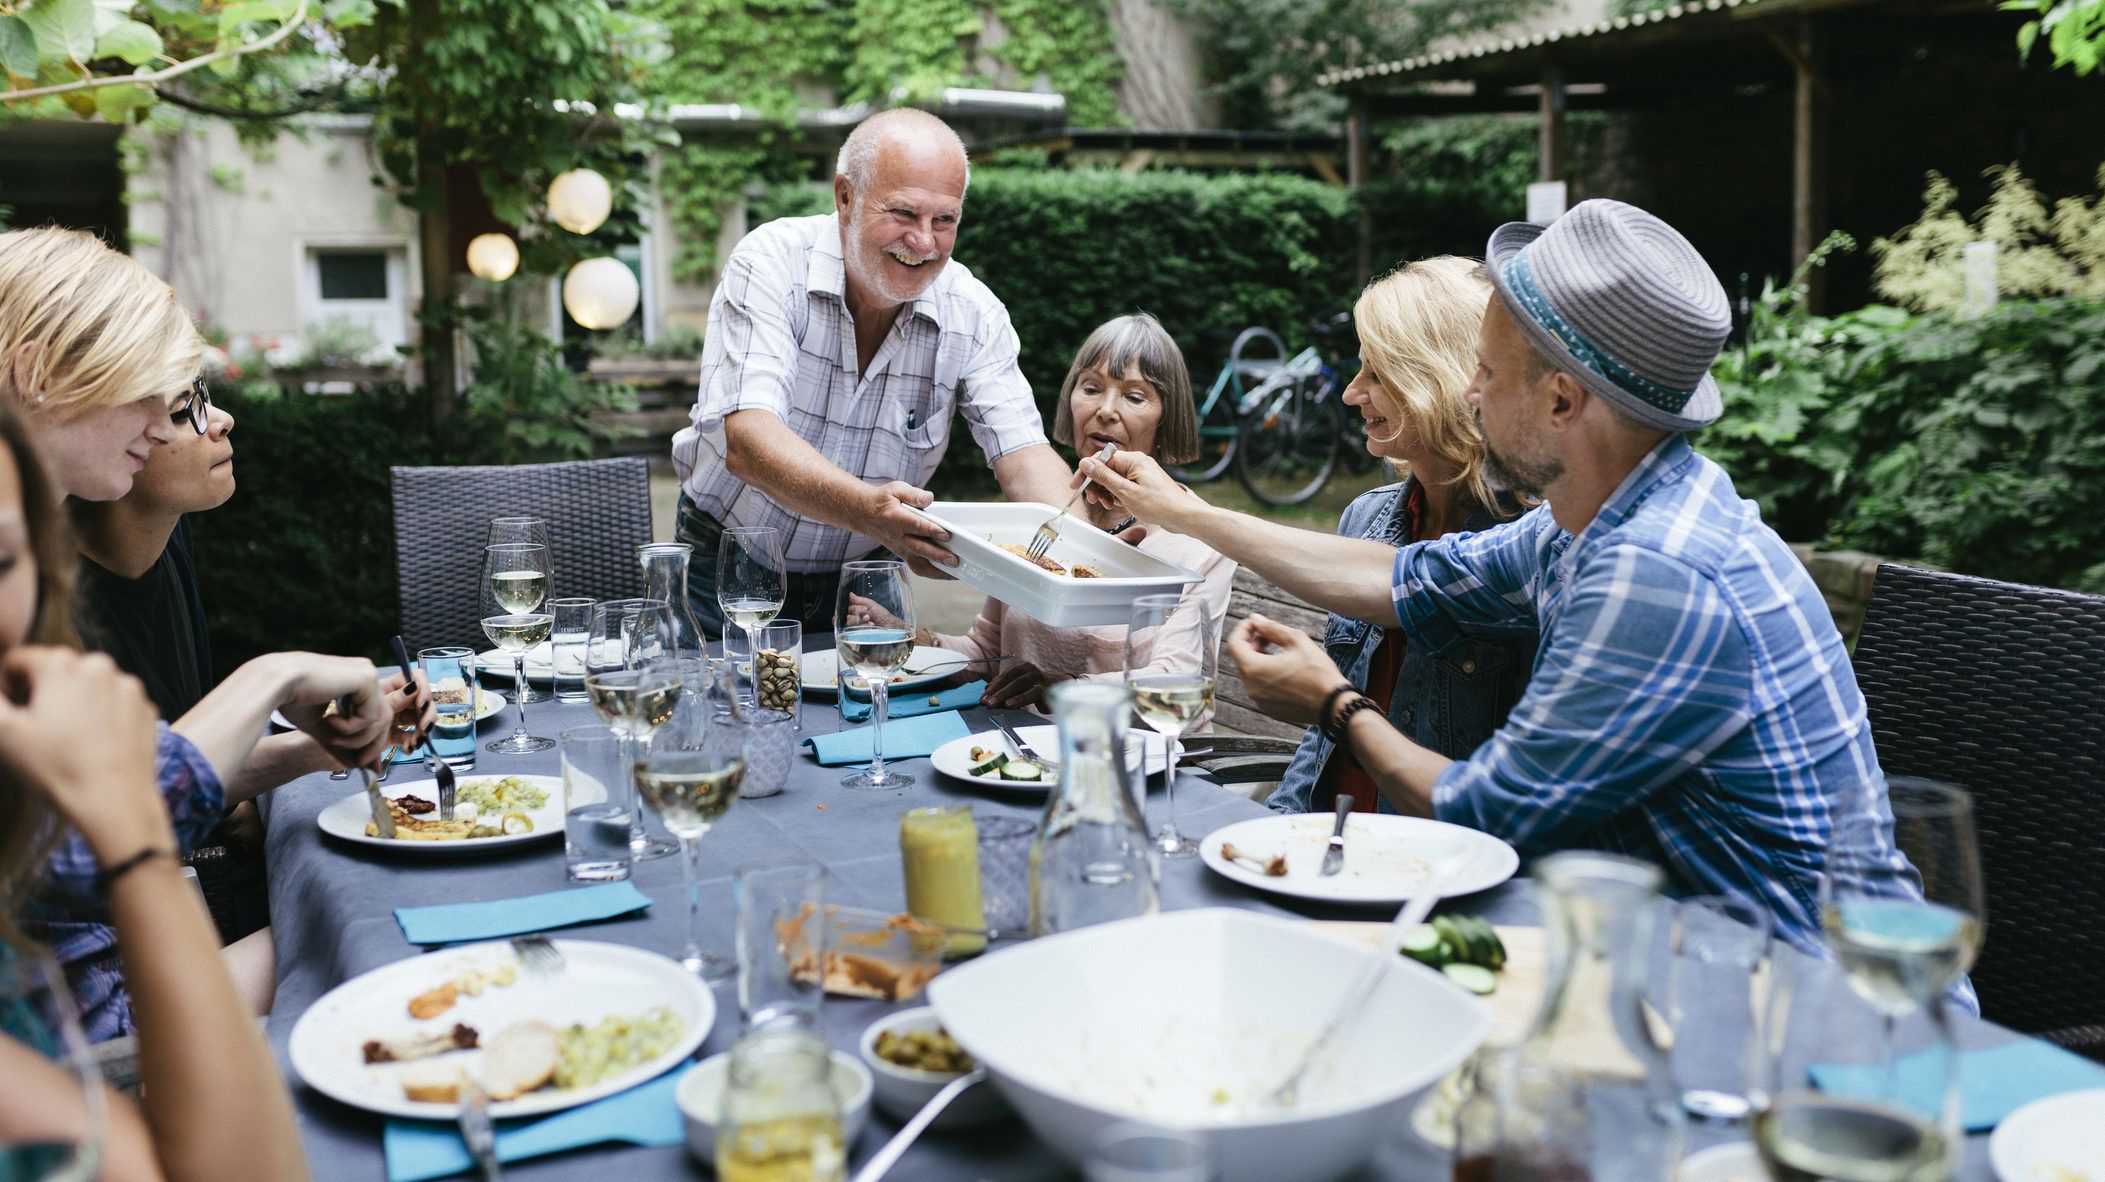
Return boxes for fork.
[1024,441,1118,563]
[456,1071,502,1181]
[510,934,565,977]
[429,756,458,821]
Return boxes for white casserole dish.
[908,501,1200,628]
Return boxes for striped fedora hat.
[1485,199,1730,431]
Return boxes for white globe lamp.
[547,169,613,236]
[464,233,520,282]
[562,257,639,330]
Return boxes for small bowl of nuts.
[858,1006,1009,1129]
[753,645,801,714]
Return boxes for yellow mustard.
[898,806,987,956]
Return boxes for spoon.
[850,1067,988,1182]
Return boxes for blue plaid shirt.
[23,724,224,1042]
[1396,435,1893,956]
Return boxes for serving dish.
[907,501,1200,627]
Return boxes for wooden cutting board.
[1307,921,1546,1044]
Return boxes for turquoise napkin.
[1809,1036,2105,1132]
[381,1068,685,1181]
[394,882,652,946]
[802,710,973,767]
[839,680,986,723]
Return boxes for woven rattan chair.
[391,458,654,652]
[1853,563,2105,1055]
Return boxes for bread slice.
[481,1020,559,1101]
[397,1063,463,1104]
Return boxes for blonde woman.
[919,314,1237,720]
[1256,258,1534,814]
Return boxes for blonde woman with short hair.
[1266,258,1536,815]
[0,227,199,501]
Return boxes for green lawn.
[1184,469,1389,528]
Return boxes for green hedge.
[1699,297,2105,594]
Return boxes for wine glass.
[833,560,916,790]
[584,600,679,862]
[637,661,747,979]
[1123,593,1216,859]
[482,542,553,753]
[488,518,553,701]
[0,950,104,1181]
[718,526,786,699]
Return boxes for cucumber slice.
[1474,919,1508,970]
[1441,963,1498,995]
[998,759,1045,781]
[968,752,1009,776]
[1399,924,1444,965]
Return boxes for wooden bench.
[1216,566,1329,740]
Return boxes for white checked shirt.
[671,214,1047,572]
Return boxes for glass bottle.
[1028,682,1159,937]
[639,542,711,661]
[715,1025,845,1182]
[1453,851,1682,1182]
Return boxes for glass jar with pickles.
[716,1026,845,1182]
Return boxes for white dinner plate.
[1991,1087,2105,1181]
[930,726,1180,795]
[315,773,579,855]
[1677,1142,1764,1182]
[800,647,970,697]
[1199,814,1518,906]
[288,939,714,1121]
[271,690,506,732]
[475,643,561,682]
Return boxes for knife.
[363,765,396,839]
[986,711,1055,767]
[1321,794,1353,876]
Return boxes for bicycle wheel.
[1172,326,1286,483]
[1234,375,1345,507]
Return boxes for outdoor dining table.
[261,689,2024,1181]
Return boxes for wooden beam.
[1119,148,1156,173]
[1538,61,1567,182]
[1348,100,1372,286]
[1790,14,1829,311]
[1306,152,1344,187]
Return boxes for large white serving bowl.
[925,908,1492,1182]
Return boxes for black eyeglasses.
[169,376,211,436]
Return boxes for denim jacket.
[1266,479,1538,814]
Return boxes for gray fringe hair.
[1052,313,1199,466]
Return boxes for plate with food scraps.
[930,726,1180,793]
[270,688,506,732]
[800,647,971,697]
[474,642,561,682]
[287,937,713,1120]
[1990,1088,2105,1182]
[315,773,578,854]
[1199,814,1518,905]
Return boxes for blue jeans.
[675,493,855,637]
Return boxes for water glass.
[560,725,632,882]
[976,815,1036,939]
[418,646,478,771]
[740,708,797,799]
[1655,893,1773,1123]
[1085,1123,1214,1182]
[735,861,828,1031]
[751,620,803,729]
[549,596,596,704]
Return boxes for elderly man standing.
[670,108,1072,632]
[1081,200,1907,955]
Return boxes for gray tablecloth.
[263,692,2008,1181]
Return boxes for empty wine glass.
[833,561,916,791]
[488,518,553,701]
[638,661,747,979]
[0,950,104,1181]
[1124,593,1216,859]
[482,542,553,753]
[718,526,786,698]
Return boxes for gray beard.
[1482,442,1561,499]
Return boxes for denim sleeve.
[1431,542,1754,853]
[1392,507,1552,655]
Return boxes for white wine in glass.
[486,530,552,701]
[482,612,555,753]
[1124,594,1215,859]
[1753,1092,1948,1182]
[638,662,746,979]
[719,526,786,705]
[1821,778,1984,1025]
[834,560,916,791]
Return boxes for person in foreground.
[670,108,1075,630]
[0,412,309,1180]
[1265,259,1532,816]
[916,314,1235,718]
[1081,200,1902,954]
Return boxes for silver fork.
[510,934,565,977]
[457,1071,502,1181]
[1024,441,1118,563]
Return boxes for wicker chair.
[1852,563,2105,1055]
[391,458,655,652]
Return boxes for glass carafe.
[1028,682,1159,936]
[639,542,711,661]
[1458,851,1682,1182]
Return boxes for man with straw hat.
[1080,200,1901,954]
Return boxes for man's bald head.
[835,109,970,204]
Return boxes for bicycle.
[1168,325,1290,484]
[1233,314,1360,508]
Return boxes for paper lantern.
[465,233,520,282]
[562,257,639,329]
[547,169,612,235]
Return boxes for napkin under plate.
[1809,1035,2105,1132]
[838,680,986,723]
[802,710,973,766]
[394,881,651,946]
[382,1069,683,1181]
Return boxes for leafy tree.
[2003,0,2105,75]
[1872,164,2105,314]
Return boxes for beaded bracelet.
[1317,683,1358,739]
[1329,695,1382,750]
[93,847,174,894]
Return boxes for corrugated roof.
[1317,0,1797,88]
